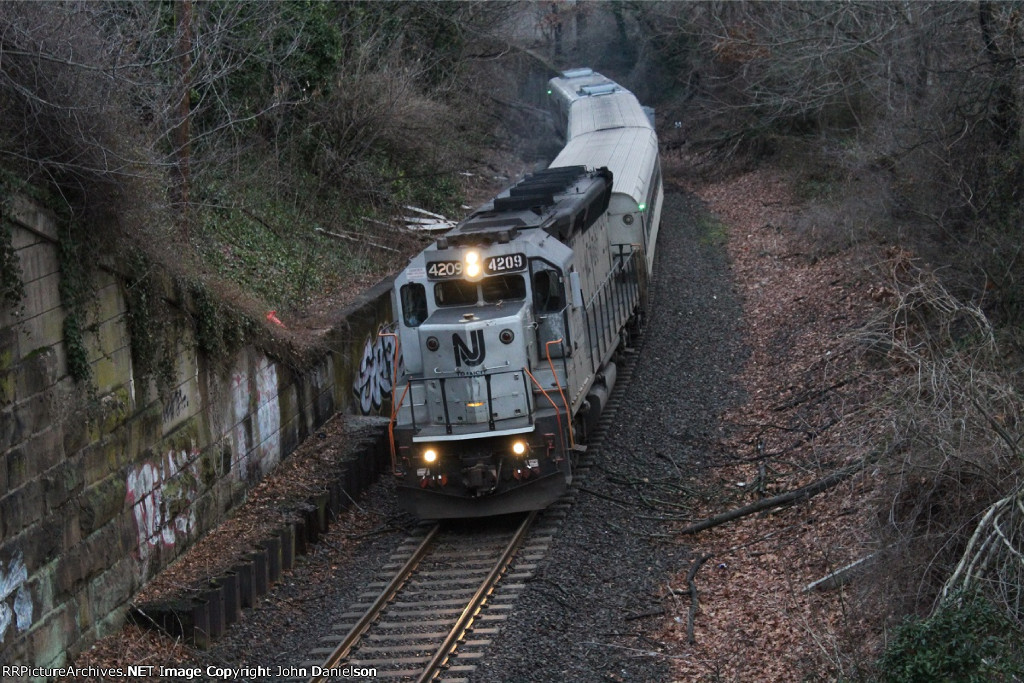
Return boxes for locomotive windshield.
[434,274,526,307]
[481,274,526,302]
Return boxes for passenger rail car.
[386,70,663,518]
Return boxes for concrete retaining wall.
[0,195,398,669]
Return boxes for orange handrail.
[544,339,575,449]
[524,367,566,455]
[386,382,411,475]
[378,331,404,475]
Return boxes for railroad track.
[304,512,538,682]
[300,348,637,682]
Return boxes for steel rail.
[416,510,537,682]
[309,523,440,683]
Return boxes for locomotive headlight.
[426,336,440,351]
[499,329,515,344]
[512,441,528,456]
[465,250,481,278]
[423,448,438,464]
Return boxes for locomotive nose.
[418,304,530,372]
[411,303,533,434]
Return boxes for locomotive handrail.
[399,366,533,437]
[582,247,639,310]
[581,247,642,373]
[524,367,567,454]
[545,338,575,449]
[429,360,511,375]
[379,330,404,475]
[388,382,412,475]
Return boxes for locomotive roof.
[437,166,612,247]
[551,127,659,208]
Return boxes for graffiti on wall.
[253,360,281,474]
[125,445,201,578]
[353,328,399,414]
[161,387,190,424]
[228,371,249,474]
[0,551,32,644]
[224,359,282,482]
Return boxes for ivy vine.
[0,181,25,312]
[57,236,94,384]
[1,216,25,313]
[190,280,254,365]
[125,256,177,402]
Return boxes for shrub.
[877,593,1023,682]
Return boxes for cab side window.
[532,268,565,313]
[530,259,570,358]
[401,283,427,327]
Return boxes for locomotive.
[385,69,663,519]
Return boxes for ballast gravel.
[468,191,747,682]
[123,190,747,683]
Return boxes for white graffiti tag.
[0,551,32,644]
[125,446,200,578]
[354,330,398,414]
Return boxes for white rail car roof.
[566,91,651,140]
[548,68,628,106]
[550,126,658,208]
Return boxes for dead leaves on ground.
[662,169,887,682]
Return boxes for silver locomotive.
[386,70,663,518]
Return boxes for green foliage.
[0,218,25,313]
[192,179,379,313]
[697,215,728,247]
[410,172,462,218]
[877,593,1024,682]
[212,0,343,122]
[377,2,468,84]
[124,255,177,401]
[0,181,26,312]
[0,0,512,376]
[57,235,94,385]
[189,280,253,365]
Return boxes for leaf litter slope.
[663,168,886,682]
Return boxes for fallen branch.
[678,458,872,536]
[240,207,286,238]
[970,396,1022,460]
[626,607,665,621]
[686,554,712,644]
[803,553,877,593]
[403,205,448,220]
[942,482,1024,601]
[579,486,633,509]
[772,379,850,412]
[345,523,395,540]
[314,226,398,253]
